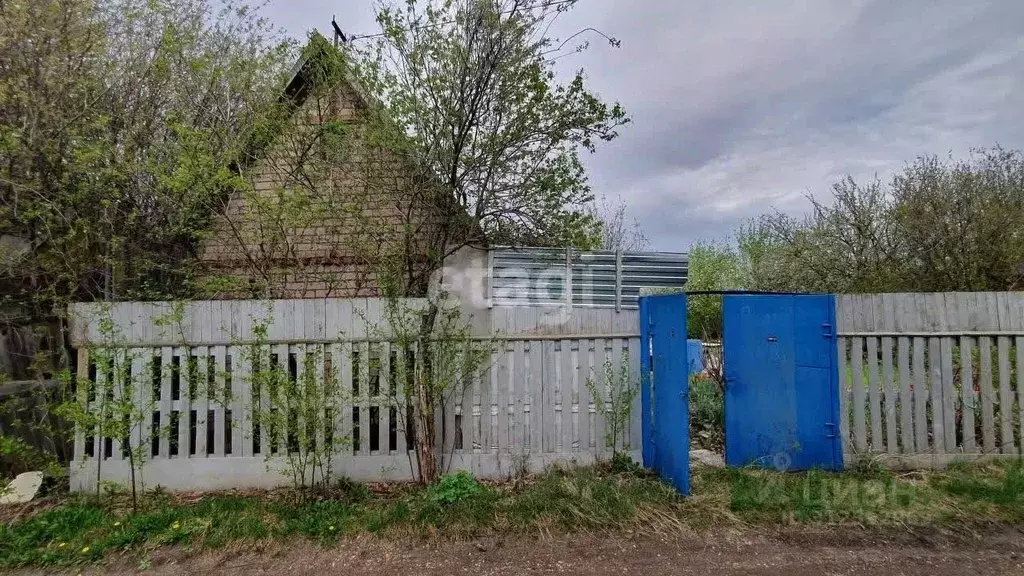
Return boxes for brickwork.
[198,76,448,299]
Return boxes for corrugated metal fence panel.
[620,252,689,308]
[491,248,687,309]
[492,248,567,306]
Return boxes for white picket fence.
[837,293,1024,467]
[67,299,640,491]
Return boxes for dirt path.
[22,527,1024,575]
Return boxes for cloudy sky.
[264,0,1024,251]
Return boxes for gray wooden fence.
[837,293,1024,468]
[66,299,640,491]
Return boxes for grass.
[3,461,1024,568]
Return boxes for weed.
[608,451,645,476]
[937,461,1024,520]
[689,375,723,451]
[425,471,485,505]
[4,462,1024,568]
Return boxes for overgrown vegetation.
[4,462,1024,567]
[585,352,639,456]
[687,147,1024,316]
[689,375,724,452]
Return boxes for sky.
[264,0,1024,251]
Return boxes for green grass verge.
[3,460,1024,568]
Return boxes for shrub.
[426,471,485,505]
[690,375,724,451]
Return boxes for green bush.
[426,471,485,505]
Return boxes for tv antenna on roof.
[331,16,348,46]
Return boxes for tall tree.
[0,0,292,322]
[348,0,629,481]
[587,194,649,251]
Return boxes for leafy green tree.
[346,0,629,482]
[733,147,1024,295]
[0,0,292,336]
[685,241,743,339]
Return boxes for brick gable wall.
[197,78,450,299]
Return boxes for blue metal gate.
[723,294,842,470]
[639,293,690,495]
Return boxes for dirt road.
[24,527,1024,575]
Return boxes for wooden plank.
[865,337,882,451]
[939,337,956,452]
[912,337,928,452]
[997,336,1015,453]
[837,338,851,456]
[978,336,996,453]
[896,337,913,453]
[960,337,976,453]
[928,337,945,453]
[881,336,897,454]
[850,337,867,453]
[1019,336,1024,455]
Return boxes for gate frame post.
[639,296,654,468]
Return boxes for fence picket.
[866,338,883,450]
[194,346,209,458]
[592,339,608,455]
[561,339,576,454]
[837,338,851,456]
[940,337,956,451]
[1018,336,1024,454]
[880,336,897,453]
[997,336,1015,453]
[912,338,928,452]
[579,339,594,453]
[897,337,913,453]
[960,337,975,453]
[529,340,544,454]
[978,337,996,453]
[231,345,251,457]
[850,337,867,453]
[496,342,510,456]
[542,340,557,453]
[927,338,945,453]
[379,342,391,454]
[358,340,370,456]
[477,344,491,454]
